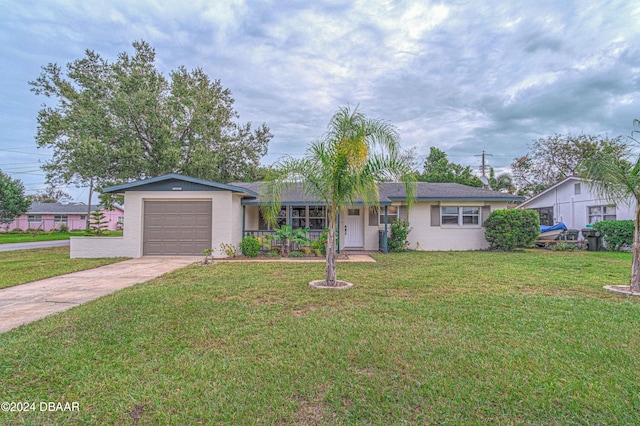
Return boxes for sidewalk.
[0,257,199,333]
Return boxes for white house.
[518,176,635,231]
[70,174,524,258]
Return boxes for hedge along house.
[70,174,524,258]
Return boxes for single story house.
[71,174,523,258]
[518,176,635,231]
[4,202,124,232]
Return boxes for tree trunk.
[325,206,337,286]
[86,178,94,231]
[631,204,640,293]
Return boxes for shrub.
[388,219,412,252]
[266,249,281,258]
[551,241,587,251]
[240,235,261,258]
[57,224,69,233]
[288,251,305,258]
[218,242,237,258]
[484,209,540,251]
[592,220,634,251]
[10,228,24,234]
[319,229,328,256]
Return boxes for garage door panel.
[143,201,212,256]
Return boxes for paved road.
[0,240,70,252]
[0,256,200,333]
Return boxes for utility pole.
[475,150,493,177]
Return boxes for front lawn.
[0,247,126,289]
[1,250,639,424]
[0,231,123,244]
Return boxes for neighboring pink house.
[3,202,124,232]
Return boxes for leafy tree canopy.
[30,40,272,206]
[417,147,482,187]
[0,170,31,226]
[512,133,625,197]
[26,184,72,203]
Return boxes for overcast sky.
[1,0,639,201]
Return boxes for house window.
[532,207,554,226]
[588,205,616,224]
[441,206,481,226]
[28,215,42,223]
[293,206,326,230]
[117,216,124,223]
[574,183,581,195]
[54,215,68,224]
[308,206,326,230]
[80,215,86,220]
[259,206,327,230]
[379,206,399,224]
[259,207,287,229]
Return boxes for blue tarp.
[540,222,568,233]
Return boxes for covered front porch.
[240,203,396,254]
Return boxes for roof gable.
[102,174,258,196]
[519,176,583,208]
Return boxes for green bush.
[10,228,24,234]
[551,241,587,251]
[57,224,69,233]
[319,229,328,256]
[240,235,261,258]
[388,219,412,252]
[288,251,305,258]
[265,249,281,258]
[484,209,540,251]
[593,220,634,251]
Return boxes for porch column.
[337,210,340,254]
[383,206,388,254]
[242,205,246,238]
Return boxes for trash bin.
[581,228,602,251]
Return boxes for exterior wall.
[409,201,508,251]
[244,206,260,230]
[522,180,635,231]
[102,208,125,230]
[4,208,124,232]
[72,190,236,258]
[230,194,244,248]
[70,237,136,258]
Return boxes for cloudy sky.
[1,0,639,200]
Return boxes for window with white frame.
[441,206,481,226]
[28,215,42,223]
[379,205,399,224]
[54,215,68,224]
[117,216,124,223]
[258,206,325,230]
[588,205,616,224]
[574,183,581,195]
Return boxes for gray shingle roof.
[233,182,523,205]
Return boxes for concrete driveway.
[0,257,199,333]
[0,240,70,252]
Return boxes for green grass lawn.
[0,247,126,289]
[0,231,123,244]
[1,250,639,424]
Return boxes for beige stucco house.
[70,174,523,258]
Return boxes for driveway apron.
[0,257,199,333]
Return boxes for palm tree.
[579,141,640,292]
[262,106,416,286]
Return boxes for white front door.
[344,208,364,247]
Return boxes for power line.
[474,151,493,177]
